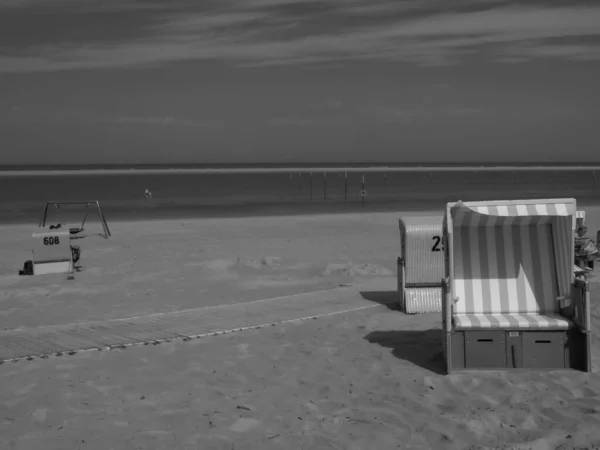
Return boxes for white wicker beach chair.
[397,216,444,314]
[442,198,591,372]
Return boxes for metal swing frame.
[39,201,111,239]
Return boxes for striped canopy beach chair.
[442,198,591,372]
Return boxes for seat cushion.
[453,313,572,330]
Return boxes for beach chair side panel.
[443,211,466,372]
[567,280,593,372]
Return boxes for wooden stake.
[361,174,365,208]
[344,171,348,204]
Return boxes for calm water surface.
[0,169,597,224]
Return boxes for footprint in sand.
[82,267,104,275]
[319,262,393,278]
[30,408,49,422]
[229,418,261,433]
[201,259,237,271]
[14,383,37,396]
[237,343,250,355]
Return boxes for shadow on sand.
[359,291,400,311]
[359,291,446,374]
[364,329,446,375]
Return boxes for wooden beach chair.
[442,198,591,372]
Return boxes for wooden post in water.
[310,172,313,201]
[361,174,365,208]
[324,172,327,200]
[344,171,348,204]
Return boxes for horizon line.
[2,165,600,177]
[2,161,600,168]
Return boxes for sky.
[0,0,599,165]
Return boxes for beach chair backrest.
[448,199,575,316]
[452,224,558,314]
[398,216,444,286]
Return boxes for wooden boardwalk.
[0,287,381,363]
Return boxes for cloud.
[308,99,344,110]
[358,103,488,123]
[0,0,47,8]
[0,0,170,11]
[114,116,225,128]
[1,106,227,128]
[267,116,351,126]
[156,11,269,34]
[0,1,599,73]
[499,41,600,62]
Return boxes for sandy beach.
[2,0,600,443]
[1,207,600,449]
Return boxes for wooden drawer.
[465,331,506,369]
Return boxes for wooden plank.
[0,287,377,362]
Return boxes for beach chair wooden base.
[446,329,590,371]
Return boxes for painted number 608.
[431,235,444,252]
[43,236,60,245]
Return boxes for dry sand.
[0,212,401,329]
[1,208,600,449]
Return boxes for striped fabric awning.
[448,199,576,304]
[450,200,575,227]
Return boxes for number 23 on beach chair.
[442,198,591,373]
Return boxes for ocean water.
[0,169,598,225]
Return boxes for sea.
[1,163,599,225]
